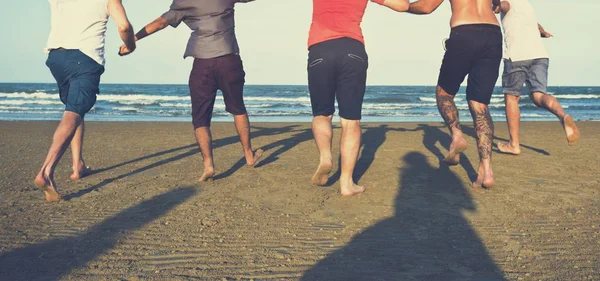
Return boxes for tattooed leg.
[436,86,468,165]
[469,101,495,189]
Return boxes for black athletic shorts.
[307,37,368,120]
[438,24,502,105]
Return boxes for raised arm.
[108,0,136,55]
[407,0,444,15]
[135,17,169,42]
[378,0,410,12]
[538,23,552,38]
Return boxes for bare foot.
[198,168,215,182]
[34,175,61,202]
[311,162,332,186]
[246,149,264,167]
[340,183,366,196]
[69,166,93,181]
[562,115,580,146]
[443,137,468,166]
[471,165,494,189]
[497,142,521,155]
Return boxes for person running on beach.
[494,0,580,154]
[308,0,410,196]
[35,0,136,202]
[120,0,263,182]
[406,0,502,189]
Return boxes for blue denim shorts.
[46,49,105,117]
[502,58,549,96]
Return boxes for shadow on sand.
[302,152,505,281]
[328,125,406,186]
[0,187,197,280]
[65,125,302,200]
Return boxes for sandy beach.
[0,121,598,280]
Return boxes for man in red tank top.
[307,0,409,196]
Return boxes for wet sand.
[0,121,598,280]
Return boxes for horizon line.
[1,82,599,87]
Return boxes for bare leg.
[233,113,263,166]
[530,92,580,145]
[468,101,495,189]
[34,111,82,202]
[498,94,522,155]
[436,86,468,165]
[311,115,333,186]
[69,119,92,180]
[339,117,365,196]
[195,126,215,182]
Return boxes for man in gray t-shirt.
[120,0,263,182]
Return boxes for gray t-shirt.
[161,0,253,59]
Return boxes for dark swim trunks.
[307,37,368,120]
[46,49,105,117]
[438,24,503,105]
[189,54,246,128]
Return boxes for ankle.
[339,175,354,186]
[319,155,333,165]
[203,161,214,170]
[451,130,464,140]
[73,160,85,170]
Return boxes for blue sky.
[0,0,598,85]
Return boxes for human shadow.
[0,187,196,280]
[460,126,550,156]
[327,125,407,186]
[64,148,200,200]
[411,124,479,182]
[94,125,301,175]
[67,125,301,199]
[302,152,505,281]
[254,128,314,168]
[215,125,311,177]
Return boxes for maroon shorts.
[189,54,246,128]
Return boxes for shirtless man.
[35,0,136,202]
[120,0,263,182]
[308,0,409,196]
[495,0,580,154]
[407,0,502,188]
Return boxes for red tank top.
[308,0,385,48]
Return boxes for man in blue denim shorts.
[495,0,580,155]
[34,0,136,202]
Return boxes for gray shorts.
[502,58,549,96]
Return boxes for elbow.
[118,22,132,34]
[397,2,410,12]
[421,5,435,14]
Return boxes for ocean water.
[0,83,599,122]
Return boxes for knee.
[340,117,361,129]
[436,85,450,97]
[505,94,520,103]
[468,100,488,112]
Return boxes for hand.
[541,31,553,38]
[493,5,501,14]
[118,44,135,56]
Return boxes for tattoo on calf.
[472,107,494,160]
[437,94,461,130]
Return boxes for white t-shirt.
[501,0,548,61]
[45,0,110,65]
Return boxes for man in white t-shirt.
[494,0,580,155]
[34,0,136,202]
